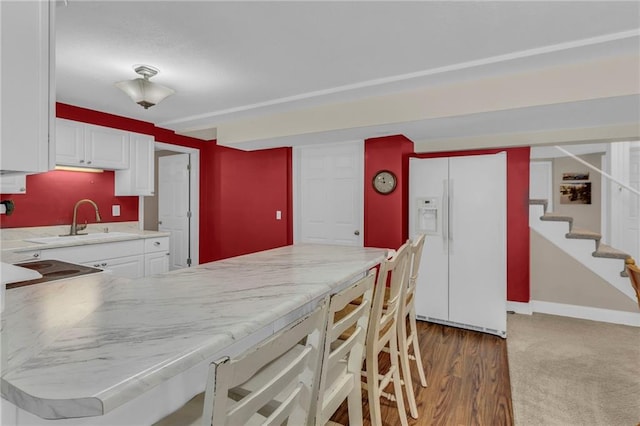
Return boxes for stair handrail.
[554,145,640,197]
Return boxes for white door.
[294,141,363,246]
[159,154,191,270]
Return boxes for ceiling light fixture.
[115,65,175,109]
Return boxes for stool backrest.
[202,301,327,426]
[315,270,376,425]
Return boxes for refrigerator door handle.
[443,179,449,254]
[449,179,454,254]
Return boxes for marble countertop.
[1,244,387,421]
[1,223,169,255]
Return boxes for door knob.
[354,230,360,236]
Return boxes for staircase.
[529,199,635,301]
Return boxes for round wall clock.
[372,170,397,195]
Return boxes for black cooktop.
[8,260,102,289]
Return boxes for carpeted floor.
[507,313,640,426]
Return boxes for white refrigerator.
[409,152,507,337]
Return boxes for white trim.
[530,300,640,327]
[150,141,200,267]
[507,301,532,315]
[601,150,610,245]
[137,195,144,230]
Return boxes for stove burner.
[8,260,102,289]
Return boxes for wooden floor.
[330,321,514,426]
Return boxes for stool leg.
[398,315,419,418]
[409,306,428,387]
[390,329,409,426]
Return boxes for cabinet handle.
[33,253,40,258]
[94,264,100,267]
[166,253,170,256]
[79,159,85,163]
[154,241,160,246]
[101,262,107,267]
[19,187,25,192]
[87,161,92,165]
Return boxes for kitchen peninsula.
[1,244,387,425]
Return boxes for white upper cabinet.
[55,119,85,165]
[84,123,130,169]
[115,133,155,196]
[56,119,130,169]
[0,1,55,174]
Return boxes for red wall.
[1,103,293,264]
[213,146,292,259]
[364,135,414,249]
[364,138,530,303]
[0,171,138,228]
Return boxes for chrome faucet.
[68,199,102,236]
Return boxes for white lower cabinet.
[144,237,170,275]
[10,250,42,263]
[144,252,169,276]
[85,255,145,280]
[1,397,17,425]
[41,239,160,280]
[11,236,170,280]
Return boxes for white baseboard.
[530,300,640,327]
[507,301,532,315]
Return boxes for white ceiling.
[55,1,640,149]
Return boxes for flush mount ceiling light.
[115,65,175,109]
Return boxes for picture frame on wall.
[560,182,591,204]
[562,172,589,181]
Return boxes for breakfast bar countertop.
[1,244,387,423]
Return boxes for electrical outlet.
[276,210,282,220]
[112,205,121,217]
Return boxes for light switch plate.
[112,205,121,217]
[276,210,282,220]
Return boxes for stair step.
[566,228,601,241]
[593,244,631,278]
[593,243,630,260]
[540,213,573,224]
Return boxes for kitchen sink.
[6,260,102,289]
[24,232,138,245]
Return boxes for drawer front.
[8,250,42,263]
[144,237,169,253]
[43,240,145,264]
[84,255,144,280]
